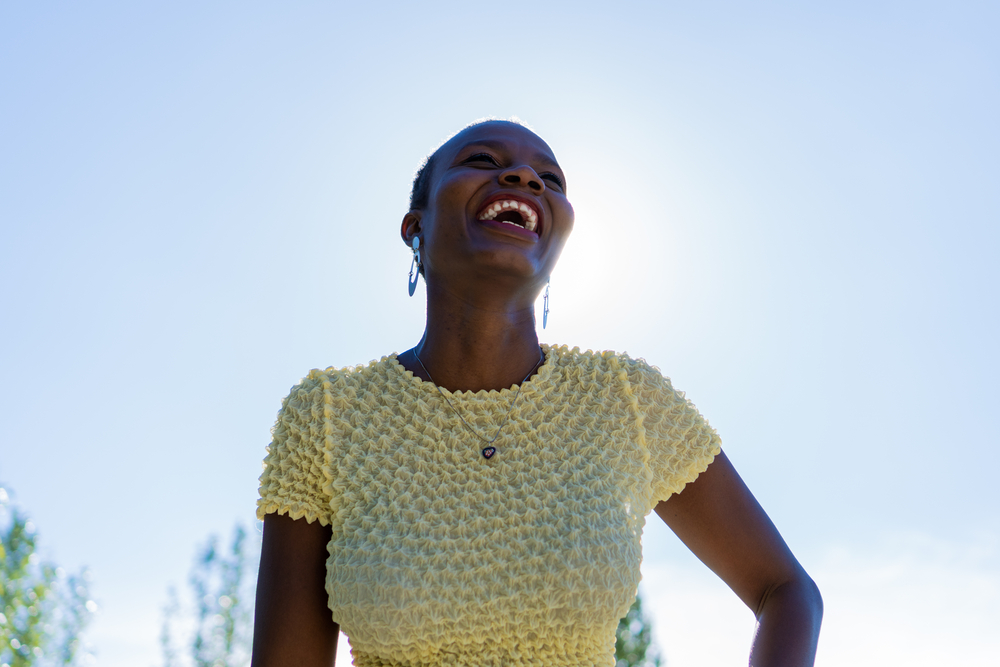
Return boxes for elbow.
[756,572,824,626]
[789,572,824,634]
[750,574,823,666]
[796,574,824,644]
[803,574,823,623]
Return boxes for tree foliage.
[615,592,662,667]
[161,525,254,667]
[0,487,94,667]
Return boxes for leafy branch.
[0,486,95,667]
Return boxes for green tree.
[161,524,255,667]
[0,486,95,667]
[615,592,662,667]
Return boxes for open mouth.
[476,198,540,233]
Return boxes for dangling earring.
[543,276,550,329]
[408,237,421,297]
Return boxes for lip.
[475,192,545,239]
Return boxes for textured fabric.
[257,344,721,667]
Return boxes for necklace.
[413,347,544,460]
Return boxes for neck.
[401,281,544,393]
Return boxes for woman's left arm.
[654,449,823,667]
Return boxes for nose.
[499,164,545,193]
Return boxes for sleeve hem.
[256,501,331,527]
[654,438,722,503]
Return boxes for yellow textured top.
[256,344,721,667]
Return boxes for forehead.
[440,122,559,166]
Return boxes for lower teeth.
[479,215,535,231]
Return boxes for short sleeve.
[256,374,333,526]
[627,359,722,504]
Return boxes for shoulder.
[542,345,689,416]
[544,343,634,370]
[282,356,398,399]
[558,346,695,418]
[272,356,404,424]
[545,344,669,388]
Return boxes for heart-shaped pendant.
[482,446,497,459]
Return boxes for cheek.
[554,199,575,235]
[430,170,481,209]
[421,183,467,239]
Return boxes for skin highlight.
[251,121,822,667]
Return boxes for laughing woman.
[250,120,822,667]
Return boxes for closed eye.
[541,172,565,189]
[466,153,565,190]
[465,152,501,166]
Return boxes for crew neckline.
[388,343,556,398]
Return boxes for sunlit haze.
[1,2,997,666]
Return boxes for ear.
[401,211,422,246]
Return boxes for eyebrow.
[457,140,562,170]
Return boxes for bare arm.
[251,513,340,667]
[655,450,823,667]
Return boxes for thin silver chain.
[413,347,544,446]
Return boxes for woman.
[251,119,823,667]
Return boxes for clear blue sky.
[2,2,997,665]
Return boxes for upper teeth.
[478,200,539,232]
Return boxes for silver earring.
[543,276,550,329]
[408,237,421,297]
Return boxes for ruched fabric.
[257,344,721,667]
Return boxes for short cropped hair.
[408,117,531,211]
